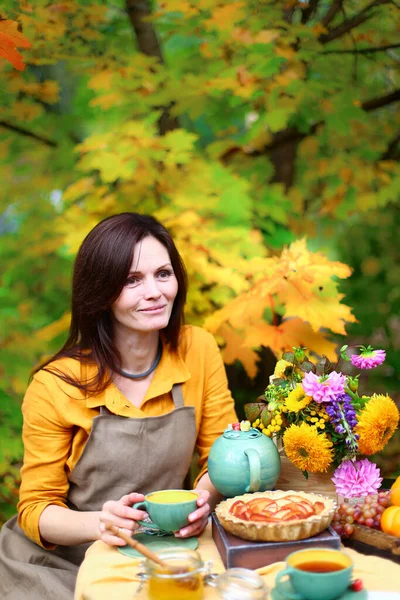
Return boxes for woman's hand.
[175,489,210,538]
[98,492,148,546]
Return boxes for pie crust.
[215,490,336,542]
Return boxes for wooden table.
[75,521,400,599]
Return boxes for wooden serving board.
[211,512,341,570]
[343,524,400,564]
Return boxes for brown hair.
[35,213,188,395]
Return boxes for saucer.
[118,532,198,559]
[270,579,368,600]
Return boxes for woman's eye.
[158,270,172,279]
[126,276,140,286]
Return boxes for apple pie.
[215,490,336,542]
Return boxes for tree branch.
[124,0,178,134]
[320,0,343,27]
[362,88,400,111]
[381,131,400,160]
[125,0,163,60]
[319,0,390,44]
[0,121,57,147]
[243,89,400,157]
[301,0,320,23]
[323,43,400,54]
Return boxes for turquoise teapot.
[208,427,281,497]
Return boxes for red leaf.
[0,20,31,71]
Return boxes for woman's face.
[111,236,178,336]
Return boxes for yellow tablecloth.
[75,523,400,599]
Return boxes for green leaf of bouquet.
[340,345,350,361]
[270,377,286,386]
[244,402,263,422]
[299,360,315,373]
[316,356,332,375]
[260,406,273,427]
[282,351,295,363]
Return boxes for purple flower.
[351,348,386,370]
[325,394,359,456]
[302,371,346,403]
[332,459,382,498]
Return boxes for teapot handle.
[244,448,261,492]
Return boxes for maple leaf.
[204,3,246,33]
[218,324,259,379]
[0,20,31,71]
[243,318,338,360]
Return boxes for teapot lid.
[223,427,262,440]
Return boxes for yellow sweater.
[17,326,237,547]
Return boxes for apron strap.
[171,383,184,408]
[99,383,184,415]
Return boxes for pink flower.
[351,348,386,370]
[302,371,346,403]
[332,459,382,498]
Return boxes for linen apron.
[0,384,197,600]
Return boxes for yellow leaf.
[218,324,259,379]
[311,23,328,36]
[284,292,357,335]
[63,177,96,202]
[205,3,246,32]
[80,151,137,182]
[12,101,43,121]
[255,30,279,44]
[243,318,338,360]
[88,70,114,91]
[90,92,124,110]
[275,45,296,60]
[37,80,59,104]
[35,312,71,342]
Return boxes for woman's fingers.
[175,514,209,538]
[195,489,210,507]
[175,492,211,538]
[99,493,148,545]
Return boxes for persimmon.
[390,487,400,507]
[391,476,400,492]
[380,505,400,537]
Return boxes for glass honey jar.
[214,567,268,600]
[140,548,211,600]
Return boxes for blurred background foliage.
[1,0,399,523]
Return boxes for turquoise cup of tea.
[132,489,200,532]
[274,548,353,600]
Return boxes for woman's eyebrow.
[128,263,172,274]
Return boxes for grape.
[357,515,365,525]
[345,515,354,524]
[343,523,354,536]
[331,491,391,539]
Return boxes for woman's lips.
[140,305,166,313]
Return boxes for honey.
[144,548,205,600]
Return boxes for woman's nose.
[143,278,162,299]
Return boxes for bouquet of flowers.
[244,345,399,498]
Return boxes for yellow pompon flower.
[274,359,293,378]
[285,384,312,413]
[355,394,400,455]
[283,423,334,473]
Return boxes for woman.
[0,213,237,599]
